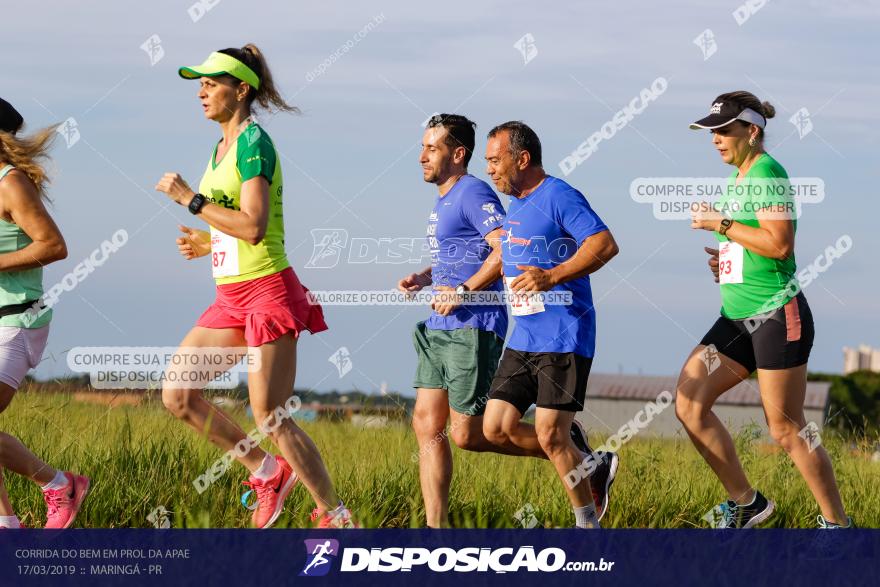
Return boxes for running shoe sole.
[597,452,619,521]
[742,499,775,529]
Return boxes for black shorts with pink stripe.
[699,292,814,374]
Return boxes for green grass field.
[3,387,878,529]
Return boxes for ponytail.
[218,44,299,114]
[716,90,776,141]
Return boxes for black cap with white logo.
[0,97,24,134]
[689,96,765,130]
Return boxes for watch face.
[189,194,204,213]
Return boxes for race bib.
[505,276,546,316]
[718,241,744,284]
[210,228,240,278]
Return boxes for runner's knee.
[161,386,199,418]
[449,424,485,452]
[674,393,698,426]
[482,417,508,446]
[254,407,297,437]
[767,420,803,452]
[250,405,273,427]
[412,406,446,439]
[536,424,568,456]
[675,382,712,428]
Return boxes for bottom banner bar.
[2,529,876,586]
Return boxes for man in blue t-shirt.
[481,121,620,529]
[398,114,538,528]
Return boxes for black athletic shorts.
[488,348,592,415]
[699,292,814,374]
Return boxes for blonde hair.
[0,125,58,200]
[218,44,299,114]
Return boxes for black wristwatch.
[188,193,207,215]
[718,217,734,236]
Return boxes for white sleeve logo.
[480,203,503,227]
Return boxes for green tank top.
[715,153,797,320]
[0,165,50,328]
[197,122,290,285]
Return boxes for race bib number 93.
[718,241,744,285]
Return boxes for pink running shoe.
[242,455,298,529]
[310,506,359,529]
[43,472,90,529]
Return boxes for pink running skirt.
[196,267,328,347]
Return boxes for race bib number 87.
[211,228,240,278]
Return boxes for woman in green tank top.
[675,91,850,529]
[154,45,356,529]
[0,98,91,529]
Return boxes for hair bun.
[761,101,776,119]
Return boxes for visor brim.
[688,114,738,130]
[178,66,227,80]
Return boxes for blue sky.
[4,0,878,394]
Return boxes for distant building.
[843,345,880,374]
[576,374,831,438]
